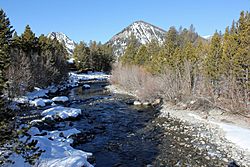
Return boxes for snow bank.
[32,128,93,167]
[41,106,81,120]
[52,96,69,103]
[69,72,109,82]
[10,127,93,167]
[188,112,250,152]
[27,87,49,100]
[30,98,53,107]
[214,122,250,151]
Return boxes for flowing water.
[38,81,229,167]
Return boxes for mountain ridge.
[47,32,76,55]
[106,20,166,57]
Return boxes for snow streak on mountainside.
[107,21,166,57]
[47,32,76,55]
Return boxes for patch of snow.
[69,72,109,82]
[67,57,75,64]
[34,128,93,167]
[29,99,46,107]
[29,119,43,125]
[213,122,250,152]
[188,113,203,121]
[134,101,142,105]
[8,153,31,167]
[188,112,250,152]
[47,85,58,94]
[52,96,69,103]
[41,106,81,120]
[47,32,76,55]
[202,35,212,40]
[27,87,48,100]
[13,96,29,104]
[11,128,93,167]
[27,127,41,136]
[83,84,90,89]
[30,98,53,107]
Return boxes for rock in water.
[228,161,240,167]
[83,84,91,89]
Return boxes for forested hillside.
[112,11,250,114]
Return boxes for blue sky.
[0,0,249,43]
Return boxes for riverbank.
[107,84,250,166]
[5,72,109,167]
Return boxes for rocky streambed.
[18,81,249,167]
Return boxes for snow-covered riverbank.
[160,104,250,166]
[7,72,109,167]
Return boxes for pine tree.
[0,9,14,106]
[21,25,37,52]
[73,41,91,71]
[134,45,149,66]
[234,11,250,97]
[163,26,179,68]
[203,31,223,89]
[120,34,139,64]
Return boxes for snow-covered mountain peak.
[47,32,76,55]
[107,20,166,57]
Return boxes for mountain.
[47,32,76,55]
[106,21,166,57]
[202,35,212,41]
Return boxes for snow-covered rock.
[134,101,142,105]
[47,32,76,55]
[41,106,81,120]
[52,96,69,103]
[27,127,41,136]
[47,85,59,94]
[30,98,53,107]
[106,20,166,57]
[27,87,49,100]
[30,99,46,107]
[83,84,90,89]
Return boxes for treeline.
[73,40,114,72]
[113,11,250,113]
[7,26,68,97]
[4,25,68,97]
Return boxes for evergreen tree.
[73,41,91,71]
[0,9,18,165]
[203,31,223,89]
[120,34,139,64]
[134,45,149,66]
[21,25,37,52]
[234,11,250,84]
[0,9,14,106]
[163,26,179,68]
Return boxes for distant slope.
[106,21,166,57]
[47,32,76,55]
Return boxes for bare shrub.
[111,63,161,102]
[111,62,249,114]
